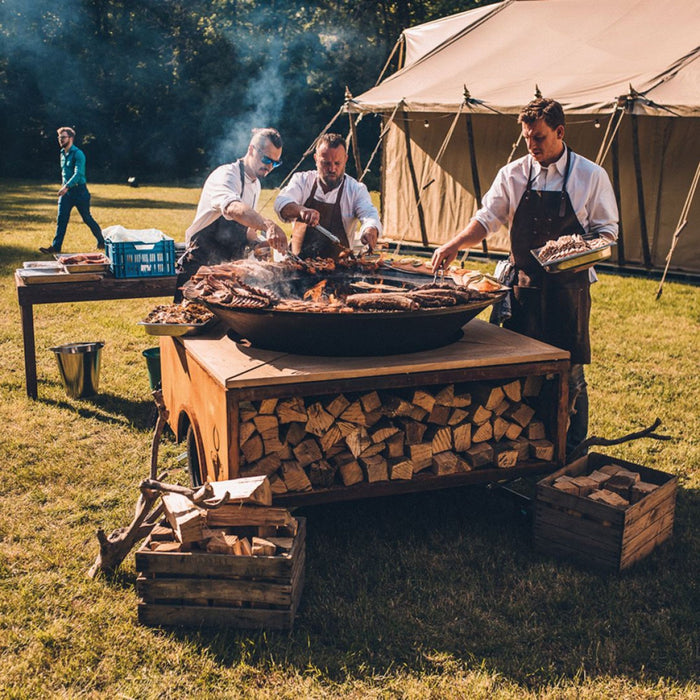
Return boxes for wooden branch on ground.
[568,418,671,462]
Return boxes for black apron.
[503,148,592,364]
[177,160,251,281]
[295,177,349,260]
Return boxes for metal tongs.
[432,260,446,284]
[310,224,361,259]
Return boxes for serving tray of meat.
[180,258,507,356]
[531,235,614,273]
[55,252,111,273]
[139,301,217,336]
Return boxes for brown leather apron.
[503,147,592,364]
[295,177,349,260]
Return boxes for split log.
[448,408,469,426]
[453,423,472,452]
[464,443,494,468]
[161,493,207,544]
[427,426,452,454]
[492,444,518,469]
[432,451,459,475]
[206,532,238,554]
[283,422,307,446]
[206,506,297,531]
[276,397,308,423]
[251,536,277,556]
[527,419,546,440]
[410,443,433,472]
[468,405,492,425]
[253,414,277,435]
[239,401,257,422]
[325,393,350,418]
[269,474,288,494]
[241,434,264,463]
[630,481,658,503]
[240,453,281,477]
[472,421,493,443]
[434,384,454,406]
[504,421,524,440]
[588,489,629,507]
[506,437,530,460]
[340,400,368,424]
[359,441,386,459]
[402,420,427,445]
[346,426,371,457]
[339,458,364,486]
[239,421,257,445]
[501,379,522,403]
[412,389,436,414]
[370,418,400,444]
[492,399,510,417]
[208,475,271,506]
[280,461,313,492]
[257,398,279,415]
[305,402,335,436]
[308,459,337,488]
[384,395,427,420]
[473,384,505,411]
[389,458,414,480]
[233,537,253,556]
[529,439,555,461]
[320,424,344,453]
[385,431,405,458]
[451,390,472,408]
[293,438,322,467]
[360,454,389,482]
[492,416,510,442]
[427,404,451,425]
[336,420,357,438]
[360,390,382,413]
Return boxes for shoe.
[39,246,59,255]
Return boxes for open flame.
[303,279,327,302]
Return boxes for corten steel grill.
[189,264,506,356]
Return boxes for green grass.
[0,181,698,698]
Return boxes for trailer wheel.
[186,424,204,487]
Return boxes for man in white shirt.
[431,98,618,457]
[175,128,288,299]
[274,133,382,259]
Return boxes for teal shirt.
[60,145,87,189]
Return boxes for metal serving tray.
[55,254,111,273]
[138,317,217,337]
[531,241,614,273]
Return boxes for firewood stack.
[237,376,557,493]
[150,475,298,555]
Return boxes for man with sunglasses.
[175,127,288,299]
[274,133,381,259]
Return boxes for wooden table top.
[173,319,570,390]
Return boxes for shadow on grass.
[149,485,698,688]
[92,198,194,210]
[39,389,157,431]
[1,242,57,273]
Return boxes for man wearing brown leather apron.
[431,98,618,458]
[175,128,288,300]
[274,133,381,259]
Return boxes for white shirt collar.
[531,144,568,177]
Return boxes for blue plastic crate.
[106,237,175,278]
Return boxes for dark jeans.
[566,363,589,460]
[52,184,103,251]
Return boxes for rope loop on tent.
[595,105,626,166]
[375,36,404,86]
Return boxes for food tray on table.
[138,317,218,337]
[55,253,111,273]
[16,268,104,284]
[531,240,614,273]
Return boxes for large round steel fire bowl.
[196,265,505,356]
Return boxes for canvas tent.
[346,0,700,273]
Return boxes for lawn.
[0,181,698,699]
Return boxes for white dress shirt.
[474,146,619,241]
[185,161,260,244]
[274,172,382,247]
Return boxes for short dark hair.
[518,98,565,129]
[316,133,347,151]
[251,127,282,150]
[57,126,76,138]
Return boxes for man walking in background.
[40,127,104,254]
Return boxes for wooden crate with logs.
[135,476,305,630]
[534,453,677,572]
[159,319,570,505]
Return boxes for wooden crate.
[135,518,305,630]
[534,454,677,572]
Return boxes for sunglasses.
[255,146,282,168]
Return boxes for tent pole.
[349,115,363,178]
[465,109,488,256]
[375,37,403,86]
[359,103,401,183]
[631,114,652,267]
[655,160,700,299]
[401,110,429,247]
[611,130,625,265]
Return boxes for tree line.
[0,0,491,187]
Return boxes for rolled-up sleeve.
[473,168,515,235]
[207,166,244,219]
[274,173,311,221]
[350,180,382,237]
